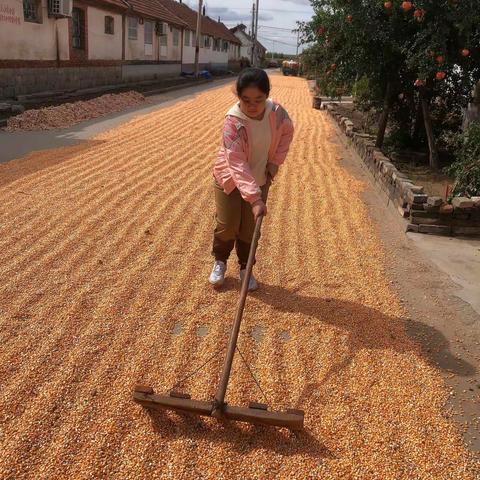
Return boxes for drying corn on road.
[1,74,479,479]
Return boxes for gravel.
[0,76,478,479]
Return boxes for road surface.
[0,75,478,479]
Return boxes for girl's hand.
[266,163,279,182]
[252,200,267,218]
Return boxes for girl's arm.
[223,117,262,204]
[270,107,295,166]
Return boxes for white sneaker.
[240,269,259,291]
[209,261,226,287]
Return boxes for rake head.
[133,386,305,430]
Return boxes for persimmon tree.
[300,0,480,170]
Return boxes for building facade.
[230,23,266,67]
[0,0,241,100]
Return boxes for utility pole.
[250,2,255,66]
[194,0,203,77]
[254,0,259,66]
[296,29,300,57]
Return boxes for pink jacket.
[214,100,294,204]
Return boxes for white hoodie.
[226,99,274,187]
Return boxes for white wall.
[125,18,155,61]
[87,7,122,60]
[0,0,69,60]
[125,20,183,62]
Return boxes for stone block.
[411,209,437,218]
[439,204,454,215]
[411,216,443,225]
[452,197,474,209]
[406,223,419,233]
[392,171,410,183]
[452,226,480,236]
[406,190,428,205]
[424,203,440,214]
[427,196,444,207]
[452,211,470,220]
[409,185,424,194]
[418,224,452,235]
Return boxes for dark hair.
[236,68,271,97]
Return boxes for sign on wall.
[0,2,21,25]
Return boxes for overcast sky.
[183,0,313,54]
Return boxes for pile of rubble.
[5,91,145,132]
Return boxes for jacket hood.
[226,99,274,122]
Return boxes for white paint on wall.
[87,7,122,60]
[0,0,69,60]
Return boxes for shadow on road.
[145,407,334,459]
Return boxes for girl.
[209,68,294,290]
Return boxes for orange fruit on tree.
[436,55,445,64]
[384,1,393,9]
[436,71,446,80]
[402,1,413,11]
[413,9,424,20]
[461,48,470,57]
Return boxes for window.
[144,21,153,44]
[223,41,228,52]
[173,28,179,46]
[213,38,221,51]
[128,16,138,40]
[23,0,41,23]
[72,8,85,49]
[184,29,190,47]
[105,16,114,35]
[203,35,211,49]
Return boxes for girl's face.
[238,86,268,119]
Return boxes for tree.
[300,0,480,170]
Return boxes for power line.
[221,7,311,14]
[257,35,297,48]
[258,25,297,32]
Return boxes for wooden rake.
[133,214,305,430]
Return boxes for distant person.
[209,68,294,290]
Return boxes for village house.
[0,0,240,100]
[230,23,266,67]
[156,0,241,73]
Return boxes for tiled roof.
[123,0,188,27]
[157,0,241,44]
[205,17,241,44]
[98,0,128,10]
[230,25,266,52]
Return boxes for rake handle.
[213,213,264,412]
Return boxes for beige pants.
[212,179,270,268]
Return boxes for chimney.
[202,5,206,15]
[218,16,220,22]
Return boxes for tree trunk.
[412,97,424,144]
[462,79,480,130]
[420,91,439,170]
[375,82,393,148]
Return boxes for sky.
[183,0,314,54]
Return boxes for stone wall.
[319,100,480,237]
[0,62,182,99]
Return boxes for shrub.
[445,121,480,197]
